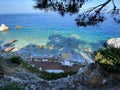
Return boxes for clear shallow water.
[0,13,120,60]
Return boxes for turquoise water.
[0,13,120,51]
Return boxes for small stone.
[32,64,35,67]
[84,48,91,53]
[15,25,23,29]
[4,39,17,46]
[4,47,15,52]
[59,47,64,51]
[102,79,107,84]
[61,53,70,59]
[39,67,42,71]
[39,45,45,49]
[49,45,54,50]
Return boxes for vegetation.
[34,0,120,26]
[95,47,120,73]
[0,83,25,90]
[21,60,76,80]
[9,56,22,65]
[40,71,76,80]
[21,61,40,74]
[6,56,77,80]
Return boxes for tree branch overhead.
[34,0,120,26]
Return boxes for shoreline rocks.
[107,38,120,48]
[4,47,15,52]
[0,24,9,31]
[4,39,17,46]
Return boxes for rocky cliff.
[0,63,106,90]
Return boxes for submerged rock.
[0,24,9,31]
[4,39,17,46]
[46,35,80,53]
[84,48,92,53]
[49,45,54,50]
[87,63,103,88]
[3,47,15,52]
[107,38,120,48]
[71,33,80,40]
[39,45,45,49]
[61,53,70,59]
[15,25,23,29]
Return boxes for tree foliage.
[40,71,76,80]
[9,56,22,65]
[95,47,120,73]
[34,0,120,26]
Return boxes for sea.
[0,13,120,62]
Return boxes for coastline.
[0,35,93,72]
[0,13,120,73]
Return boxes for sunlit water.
[0,13,120,61]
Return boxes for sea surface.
[0,13,120,61]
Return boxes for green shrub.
[95,47,120,73]
[21,61,40,73]
[9,56,22,65]
[3,56,77,80]
[40,71,76,80]
[21,61,76,80]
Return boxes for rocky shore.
[0,35,94,73]
[0,37,120,90]
[0,24,9,31]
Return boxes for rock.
[107,38,120,48]
[59,47,64,51]
[4,39,17,46]
[0,24,9,31]
[4,47,15,52]
[89,72,103,87]
[0,65,4,79]
[15,25,23,29]
[49,45,54,50]
[61,53,70,59]
[77,63,103,88]
[84,48,92,53]
[39,45,45,49]
[71,33,80,39]
[87,63,103,87]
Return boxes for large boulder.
[107,38,120,48]
[0,24,9,31]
